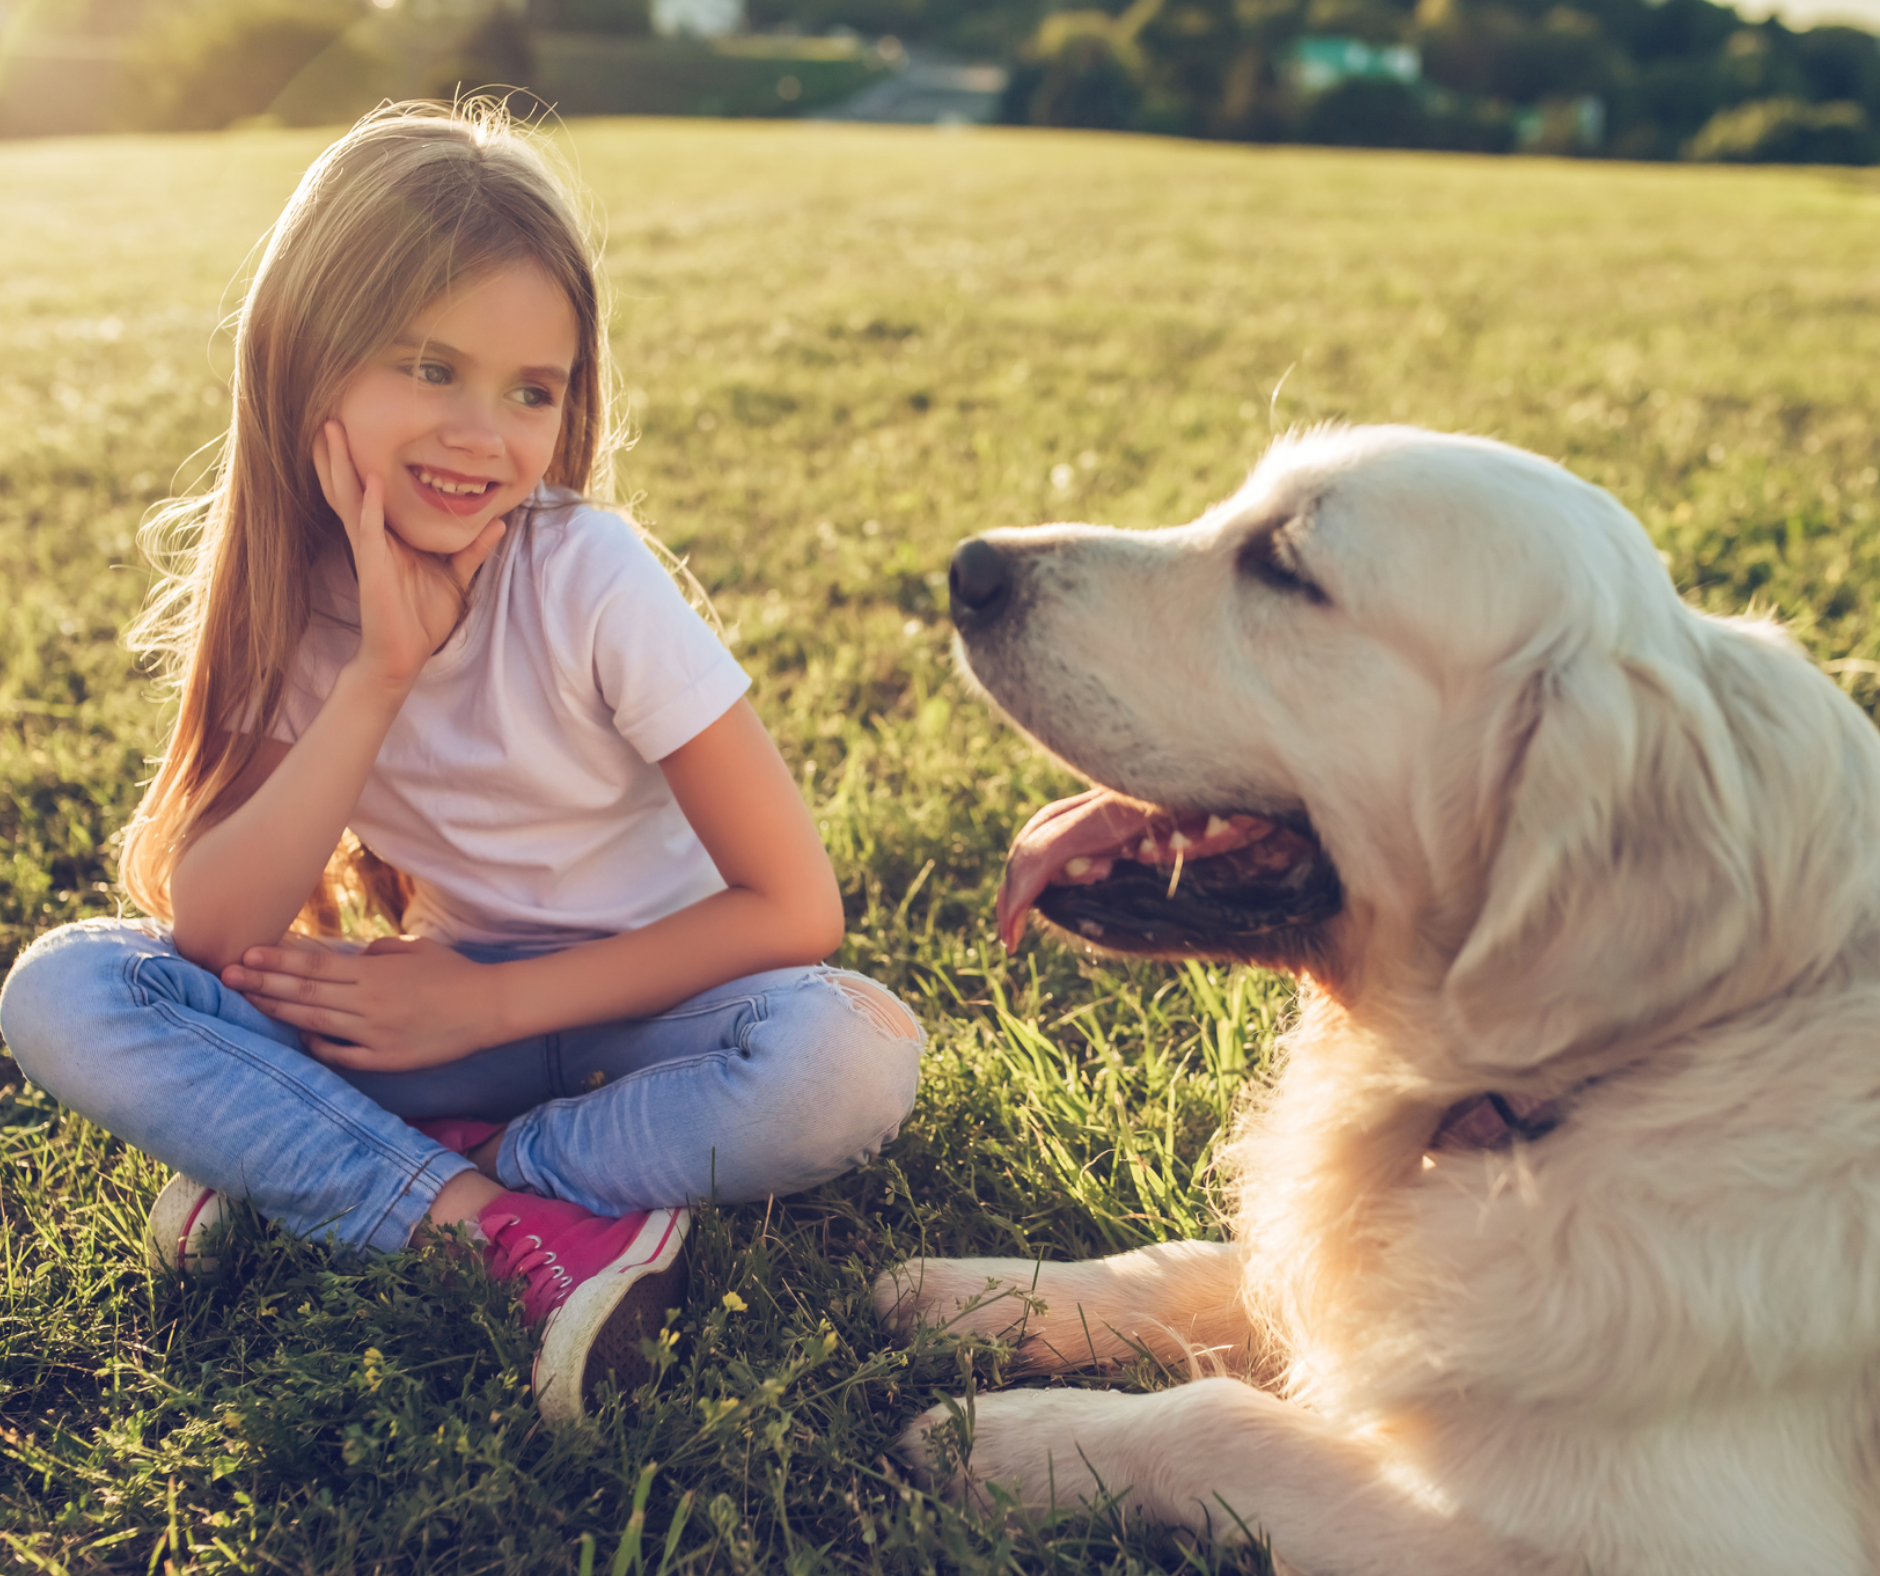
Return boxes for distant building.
[651,0,743,38]
[1288,37,1420,93]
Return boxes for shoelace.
[485,1218,576,1318]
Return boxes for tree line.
[7,0,1878,159]
[767,0,1880,161]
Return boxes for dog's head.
[957,425,1880,1081]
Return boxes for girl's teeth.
[419,470,491,496]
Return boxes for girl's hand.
[225,934,504,1070]
[312,421,506,687]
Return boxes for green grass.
[2,120,1878,1571]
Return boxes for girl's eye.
[413,362,451,386]
[511,385,556,410]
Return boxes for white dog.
[876,426,1880,1575]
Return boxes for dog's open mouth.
[995,787,1343,959]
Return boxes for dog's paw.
[893,1400,964,1497]
[893,1387,1139,1516]
[873,1256,1048,1347]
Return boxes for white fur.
[876,427,1880,1574]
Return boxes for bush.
[1686,95,1878,163]
[423,12,537,104]
[534,0,650,31]
[739,0,1045,56]
[1292,77,1514,152]
[1293,77,1425,145]
[1793,24,1880,114]
[1006,12,1144,131]
[1421,5,1616,103]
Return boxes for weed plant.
[1,122,1877,1572]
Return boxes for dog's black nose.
[949,537,1012,626]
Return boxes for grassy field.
[1,120,1878,1572]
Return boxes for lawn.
[1,120,1877,1573]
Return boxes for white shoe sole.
[533,1206,690,1424]
[143,1173,228,1275]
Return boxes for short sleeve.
[542,507,750,762]
[269,560,360,743]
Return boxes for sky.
[1747,0,1880,26]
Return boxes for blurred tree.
[1003,10,1145,129]
[1420,1,1618,102]
[1291,72,1514,144]
[1292,73,1423,137]
[1302,0,1411,44]
[1629,0,1739,62]
[530,0,650,32]
[1131,0,1247,132]
[1716,25,1807,101]
[1686,93,1876,159]
[1793,23,1880,113]
[29,0,1878,163]
[739,0,1048,55]
[426,9,537,97]
[126,0,358,128]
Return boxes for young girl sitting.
[0,103,925,1423]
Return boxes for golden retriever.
[875,426,1880,1575]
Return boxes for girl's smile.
[332,262,579,554]
[410,463,500,515]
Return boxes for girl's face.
[331,262,580,555]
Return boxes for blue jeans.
[0,920,925,1254]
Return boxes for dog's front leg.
[900,1379,1571,1576]
[875,1239,1266,1375]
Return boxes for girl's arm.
[489,696,845,1031]
[222,697,846,1066]
[170,676,402,972]
[170,423,505,972]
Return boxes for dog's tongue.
[997,790,1155,950]
[995,788,1272,951]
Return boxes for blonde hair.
[120,100,615,933]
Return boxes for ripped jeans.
[0,920,926,1254]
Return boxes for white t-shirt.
[273,489,751,945]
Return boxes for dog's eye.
[1238,524,1327,604]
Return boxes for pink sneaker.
[409,1116,504,1155]
[478,1194,689,1423]
[143,1173,231,1275]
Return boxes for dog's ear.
[1442,640,1763,1075]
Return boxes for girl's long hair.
[120,100,614,933]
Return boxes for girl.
[0,103,925,1423]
